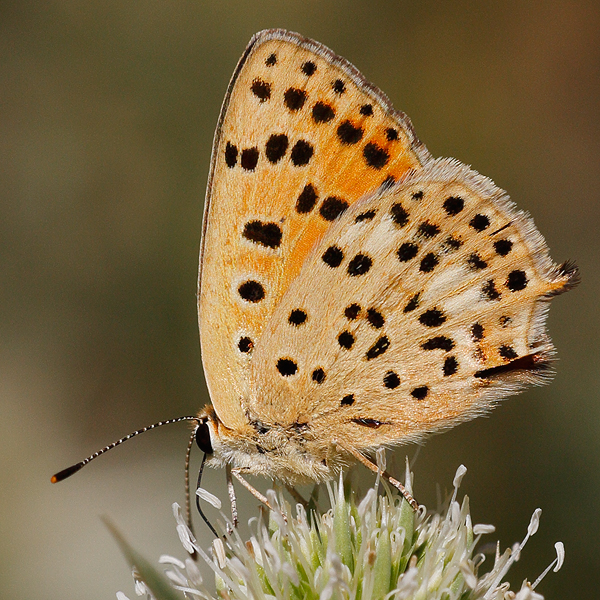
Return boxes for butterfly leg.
[336,443,420,511]
[284,483,309,509]
[231,469,288,523]
[225,464,239,528]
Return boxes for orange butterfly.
[53,29,577,532]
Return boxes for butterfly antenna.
[184,428,197,534]
[196,453,220,538]
[183,429,201,560]
[51,416,200,483]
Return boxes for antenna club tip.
[51,463,84,483]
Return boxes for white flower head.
[123,464,564,600]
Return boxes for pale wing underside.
[248,159,576,450]
[199,30,430,431]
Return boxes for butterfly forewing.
[249,159,574,449]
[199,30,430,430]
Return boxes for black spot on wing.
[443,356,458,376]
[238,280,265,303]
[322,246,344,268]
[225,142,238,167]
[363,142,389,169]
[337,120,363,144]
[474,353,549,379]
[411,386,429,400]
[385,128,398,141]
[296,184,318,214]
[467,253,488,271]
[499,345,518,361]
[290,140,313,166]
[352,417,387,428]
[338,331,355,350]
[312,368,325,383]
[265,134,288,163]
[241,148,259,171]
[482,280,501,301]
[397,242,418,262]
[242,221,282,249]
[320,197,348,221]
[251,79,271,101]
[506,270,528,291]
[470,214,490,232]
[356,210,376,222]
[288,309,307,326]
[284,88,307,111]
[276,358,298,376]
[341,394,355,406]
[302,61,316,75]
[366,308,384,328]
[443,236,463,252]
[383,371,400,389]
[238,336,253,353]
[443,196,464,216]
[471,323,484,340]
[312,101,335,123]
[494,239,513,256]
[419,309,446,327]
[333,79,346,94]
[418,221,440,239]
[421,336,455,351]
[345,303,361,319]
[347,254,372,276]
[366,336,390,360]
[390,203,409,227]
[404,293,420,313]
[419,253,439,273]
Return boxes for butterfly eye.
[195,421,213,454]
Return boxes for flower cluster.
[117,463,563,600]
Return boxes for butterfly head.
[195,404,341,484]
[194,411,214,454]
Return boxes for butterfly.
[53,29,577,528]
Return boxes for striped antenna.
[51,416,199,483]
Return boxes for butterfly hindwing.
[249,159,575,450]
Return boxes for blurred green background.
[2,1,598,598]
